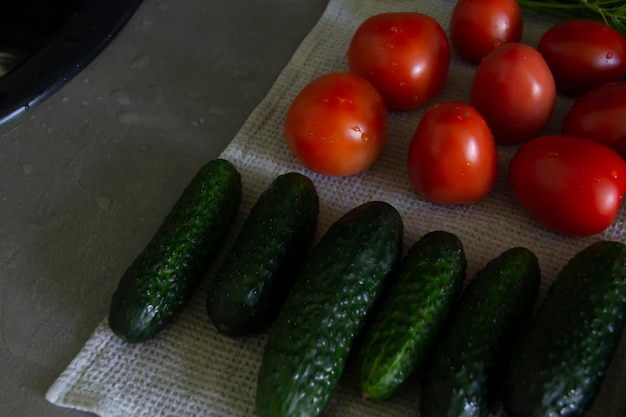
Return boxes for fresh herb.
[516,0,626,37]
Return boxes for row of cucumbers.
[107,159,626,417]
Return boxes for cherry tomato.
[508,134,626,236]
[538,19,626,95]
[449,0,523,64]
[284,72,387,177]
[347,12,450,110]
[470,43,556,144]
[562,81,626,158]
[407,101,498,205]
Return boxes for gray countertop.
[0,1,328,416]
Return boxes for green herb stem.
[516,0,626,37]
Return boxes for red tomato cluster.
[283,2,626,237]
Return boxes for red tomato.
[538,19,626,95]
[347,12,450,110]
[284,72,387,177]
[508,135,626,236]
[562,81,626,158]
[449,0,523,64]
[470,43,556,144]
[407,101,498,205]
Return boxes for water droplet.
[385,43,394,49]
[323,98,330,103]
[361,133,369,143]
[40,122,53,134]
[593,177,601,183]
[21,163,34,175]
[351,126,361,133]
[96,195,112,211]
[61,96,69,103]
[399,81,406,87]
[116,110,138,124]
[391,61,398,67]
[611,170,619,179]
[131,55,151,69]
[606,52,614,60]
[494,39,502,48]
[110,89,131,106]
[390,26,399,32]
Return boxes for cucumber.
[357,230,467,400]
[420,247,541,417]
[504,240,626,417]
[255,201,404,417]
[108,158,242,343]
[206,172,319,337]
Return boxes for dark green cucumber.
[504,240,626,417]
[206,172,319,337]
[420,247,541,417]
[108,158,242,343]
[357,230,467,400]
[255,201,404,417]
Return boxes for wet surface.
[0,0,143,126]
[0,1,329,416]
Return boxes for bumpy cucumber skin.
[420,247,541,417]
[504,241,626,417]
[108,159,242,343]
[206,172,319,337]
[255,201,404,417]
[357,230,467,400]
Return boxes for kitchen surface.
[4,0,626,416]
[0,1,329,416]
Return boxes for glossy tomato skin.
[407,101,498,205]
[538,19,626,95]
[449,0,523,64]
[284,72,387,177]
[470,43,556,144]
[509,135,626,237]
[347,12,450,111]
[562,81,626,158]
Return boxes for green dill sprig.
[516,0,626,37]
